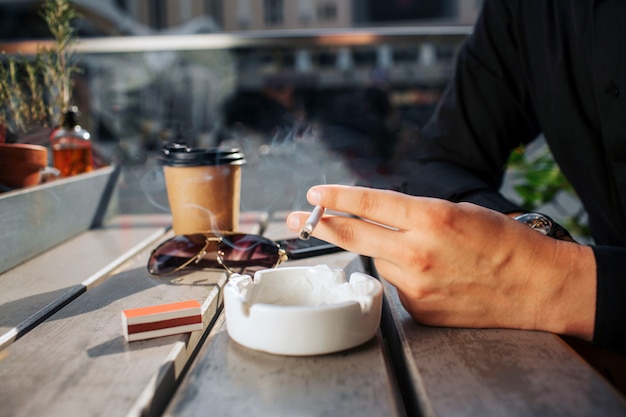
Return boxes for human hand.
[287,185,596,340]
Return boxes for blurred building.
[0,0,220,39]
[0,0,480,39]
[215,0,480,91]
[221,0,481,31]
[0,0,475,170]
[221,0,351,31]
[112,0,221,32]
[457,0,483,24]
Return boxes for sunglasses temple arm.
[160,255,221,270]
[194,257,223,269]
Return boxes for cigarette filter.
[121,300,203,342]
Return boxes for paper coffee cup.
[161,147,245,235]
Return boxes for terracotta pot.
[0,143,49,189]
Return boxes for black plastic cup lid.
[160,147,246,167]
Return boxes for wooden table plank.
[165,313,401,417]
[380,278,626,417]
[0,214,171,349]
[164,216,404,417]
[0,214,264,417]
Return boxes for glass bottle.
[51,106,93,177]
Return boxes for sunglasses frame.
[148,233,288,276]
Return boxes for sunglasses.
[147,233,288,276]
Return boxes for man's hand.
[287,185,596,340]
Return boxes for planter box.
[0,166,120,274]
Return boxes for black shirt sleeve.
[397,0,540,212]
[592,246,626,353]
[395,0,626,354]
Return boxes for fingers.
[287,210,404,262]
[286,184,456,266]
[306,185,444,230]
[372,258,404,287]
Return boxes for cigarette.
[299,206,325,240]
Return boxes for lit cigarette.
[299,206,325,240]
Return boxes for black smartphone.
[276,236,345,260]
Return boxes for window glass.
[264,0,284,26]
[0,1,477,213]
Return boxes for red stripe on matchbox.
[123,300,200,319]
[127,315,203,335]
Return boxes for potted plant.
[0,0,81,189]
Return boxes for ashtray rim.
[224,265,383,356]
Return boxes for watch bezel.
[513,212,554,236]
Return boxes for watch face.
[514,213,553,236]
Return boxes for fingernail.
[287,213,300,231]
[307,188,322,205]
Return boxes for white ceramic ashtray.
[224,265,383,356]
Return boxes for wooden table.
[1,212,625,417]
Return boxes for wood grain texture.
[0,214,263,417]
[0,214,171,349]
[0,262,226,417]
[380,278,626,417]
[165,315,401,417]
[164,217,403,417]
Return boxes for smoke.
[133,85,401,215]
[222,123,357,213]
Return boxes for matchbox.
[121,300,203,342]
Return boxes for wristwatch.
[513,212,573,241]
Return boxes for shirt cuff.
[591,245,626,354]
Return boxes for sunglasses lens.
[148,234,216,275]
[218,234,281,271]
